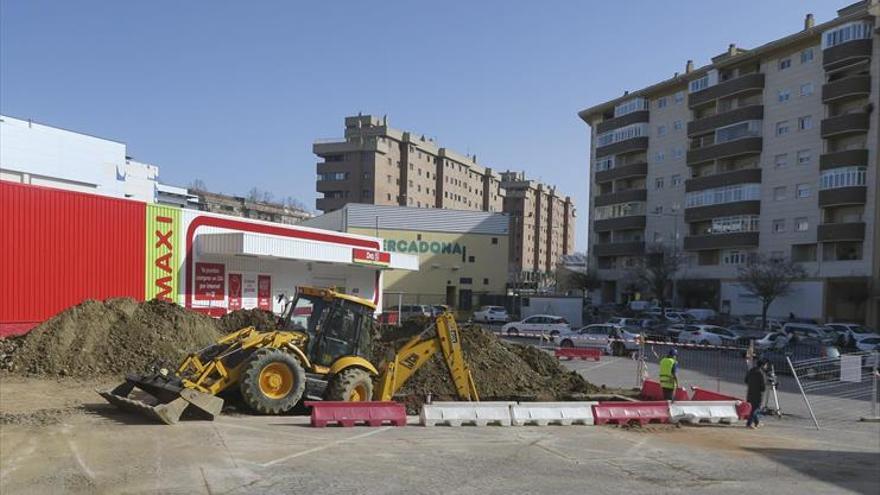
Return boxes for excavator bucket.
[98,373,224,425]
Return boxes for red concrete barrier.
[305,401,406,427]
[690,387,751,420]
[592,401,670,426]
[640,379,688,401]
[554,347,601,361]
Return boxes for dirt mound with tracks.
[374,321,599,412]
[216,308,279,333]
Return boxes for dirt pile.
[216,308,278,333]
[3,298,223,377]
[374,323,599,412]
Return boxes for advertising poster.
[194,263,225,301]
[228,273,242,311]
[258,275,272,311]
[242,274,258,309]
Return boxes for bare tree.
[558,266,601,295]
[188,178,207,191]
[629,244,683,312]
[737,255,806,332]
[284,195,308,211]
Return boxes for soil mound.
[3,298,222,377]
[374,323,598,412]
[217,309,278,333]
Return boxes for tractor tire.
[326,368,374,402]
[240,348,306,415]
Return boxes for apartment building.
[501,171,576,284]
[579,1,879,325]
[315,115,577,288]
[313,115,504,213]
[193,190,312,225]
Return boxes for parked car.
[752,317,785,332]
[855,337,880,352]
[556,323,640,356]
[762,342,841,378]
[472,305,509,323]
[781,323,834,344]
[677,325,739,346]
[753,331,790,351]
[502,314,569,336]
[685,308,717,321]
[664,323,689,342]
[387,304,433,320]
[825,323,880,344]
[431,304,451,317]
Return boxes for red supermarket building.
[0,181,417,336]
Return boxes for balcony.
[822,76,871,103]
[316,180,352,192]
[594,215,646,232]
[684,200,760,223]
[595,162,648,183]
[685,168,761,192]
[684,232,759,251]
[688,73,765,108]
[594,189,647,207]
[823,39,872,71]
[596,110,650,134]
[315,197,345,212]
[594,241,646,257]
[817,222,866,242]
[818,186,867,207]
[687,105,763,137]
[820,149,869,171]
[686,137,763,165]
[595,136,649,159]
[820,112,870,138]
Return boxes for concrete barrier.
[554,347,601,361]
[668,401,740,425]
[421,402,513,426]
[305,401,406,427]
[592,401,671,426]
[690,387,751,420]
[640,380,688,401]
[510,402,597,426]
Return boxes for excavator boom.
[375,313,478,401]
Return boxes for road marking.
[260,427,391,467]
[64,431,96,480]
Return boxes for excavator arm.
[375,313,479,402]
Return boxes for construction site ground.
[2,356,879,495]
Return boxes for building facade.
[302,203,509,310]
[579,1,879,325]
[193,190,312,225]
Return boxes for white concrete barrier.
[669,401,740,425]
[510,402,598,426]
[420,402,513,426]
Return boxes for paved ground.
[1,345,879,495]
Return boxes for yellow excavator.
[99,286,478,424]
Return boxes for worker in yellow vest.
[658,348,679,401]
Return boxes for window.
[772,219,786,233]
[459,277,473,285]
[318,172,349,181]
[715,120,761,143]
[792,243,817,262]
[685,183,761,208]
[483,278,489,285]
[778,58,792,70]
[795,217,809,232]
[653,205,663,214]
[777,89,791,102]
[596,123,648,147]
[671,174,682,186]
[796,183,811,198]
[657,97,667,108]
[673,120,683,131]
[819,167,867,189]
[798,116,812,130]
[613,97,648,117]
[653,232,663,242]
[673,147,684,159]
[797,149,812,165]
[774,154,788,168]
[773,186,787,201]
[776,121,790,136]
[594,202,646,220]
[723,250,749,265]
[362,171,371,179]
[323,154,344,162]
[799,82,814,96]
[822,21,873,49]
[800,48,814,63]
[387,193,392,201]
[657,125,667,136]
[491,237,498,245]
[468,256,475,263]
[709,215,760,234]
[674,91,684,104]
[655,151,665,162]
[689,73,717,93]
[655,177,664,189]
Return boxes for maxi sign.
[145,205,181,302]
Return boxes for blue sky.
[1,0,841,250]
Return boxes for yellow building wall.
[348,227,509,308]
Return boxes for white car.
[677,325,738,346]
[556,324,640,356]
[781,323,833,343]
[685,308,717,321]
[502,315,569,336]
[855,337,880,352]
[472,305,510,323]
[754,331,790,351]
[825,323,879,343]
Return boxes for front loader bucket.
[98,374,224,425]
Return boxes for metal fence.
[637,339,751,393]
[787,350,879,429]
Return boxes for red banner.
[194,263,225,301]
[352,248,390,266]
[257,275,271,310]
[228,273,242,311]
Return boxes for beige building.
[579,1,879,325]
[501,171,576,285]
[302,203,509,310]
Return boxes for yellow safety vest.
[659,357,677,390]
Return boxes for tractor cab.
[278,286,376,368]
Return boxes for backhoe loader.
[99,286,478,424]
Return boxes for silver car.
[556,323,641,356]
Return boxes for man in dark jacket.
[745,358,769,428]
